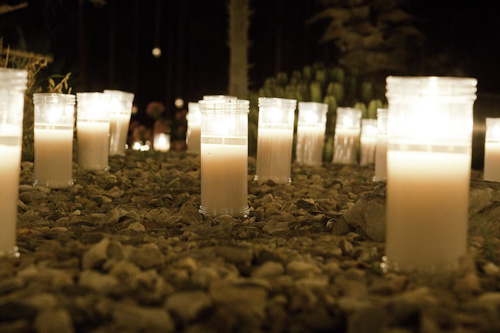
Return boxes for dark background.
[2,0,500,123]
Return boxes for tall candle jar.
[383,76,477,273]
[360,119,377,166]
[483,117,500,181]
[333,107,361,165]
[186,102,201,154]
[199,98,250,217]
[104,90,134,156]
[255,97,297,184]
[33,93,75,188]
[76,93,111,170]
[0,68,28,258]
[296,102,328,166]
[373,108,388,181]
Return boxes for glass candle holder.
[33,93,75,189]
[0,68,28,258]
[104,90,134,156]
[154,133,170,152]
[76,92,111,170]
[483,117,500,181]
[255,98,297,184]
[296,102,328,166]
[333,107,362,165]
[199,98,250,217]
[186,102,201,154]
[374,108,388,181]
[360,119,377,166]
[383,76,477,273]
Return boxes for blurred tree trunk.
[228,0,251,99]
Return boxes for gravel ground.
[1,150,499,332]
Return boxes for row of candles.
[0,67,492,275]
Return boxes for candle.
[154,133,170,152]
[104,90,134,156]
[296,102,328,166]
[33,93,75,189]
[0,68,27,258]
[199,98,249,216]
[186,102,201,154]
[333,107,361,165]
[384,76,477,273]
[374,108,388,181]
[360,119,377,166]
[76,93,111,170]
[483,117,500,181]
[255,98,296,184]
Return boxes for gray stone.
[252,261,285,278]
[79,270,120,294]
[112,303,174,332]
[165,290,213,322]
[129,243,164,269]
[215,246,253,265]
[82,237,110,270]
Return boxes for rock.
[165,290,213,322]
[0,301,38,321]
[215,246,253,265]
[112,303,174,332]
[128,243,164,269]
[347,305,387,333]
[34,309,74,333]
[252,261,285,278]
[82,238,110,270]
[79,270,120,294]
[287,261,321,278]
[127,222,146,232]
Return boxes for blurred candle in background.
[384,76,477,273]
[296,102,328,166]
[104,90,134,156]
[255,98,297,184]
[374,108,388,181]
[333,107,361,165]
[154,133,170,152]
[0,68,27,258]
[360,119,377,166]
[76,92,111,170]
[33,93,75,189]
[186,102,201,154]
[483,117,500,181]
[199,98,250,217]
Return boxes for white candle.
[104,90,134,156]
[0,144,21,256]
[34,126,73,188]
[255,98,297,184]
[333,108,361,165]
[77,121,110,170]
[109,113,131,156]
[201,143,248,215]
[374,108,388,182]
[386,151,470,271]
[384,76,477,273]
[187,102,202,154]
[199,98,249,217]
[154,133,170,152]
[360,119,377,166]
[255,127,294,183]
[296,102,328,166]
[483,118,500,181]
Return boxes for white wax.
[360,136,377,166]
[296,124,325,166]
[483,142,500,181]
[200,142,248,216]
[154,133,170,152]
[77,121,110,170]
[186,125,201,154]
[109,113,131,156]
[386,150,470,272]
[34,126,73,188]
[0,143,21,256]
[255,127,293,184]
[374,134,388,181]
[333,128,360,165]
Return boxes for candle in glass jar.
[199,98,249,217]
[296,102,328,166]
[33,93,75,189]
[483,117,500,181]
[154,133,170,152]
[360,119,377,166]
[0,68,27,258]
[333,107,362,165]
[76,93,111,170]
[255,98,296,184]
[105,90,134,156]
[384,76,477,273]
[186,102,201,154]
[374,108,388,182]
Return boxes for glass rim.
[258,97,297,108]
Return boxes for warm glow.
[269,107,283,124]
[303,110,319,124]
[342,115,353,128]
[47,106,61,124]
[155,133,170,152]
[152,47,162,58]
[175,98,184,109]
